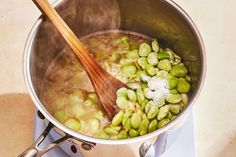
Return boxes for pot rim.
[23,0,206,145]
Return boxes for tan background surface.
[0,0,236,157]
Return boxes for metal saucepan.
[20,0,206,156]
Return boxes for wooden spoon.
[33,0,126,119]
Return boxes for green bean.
[88,118,100,131]
[109,53,120,62]
[147,52,158,66]
[170,89,178,94]
[166,94,182,104]
[169,104,181,114]
[167,112,173,120]
[124,118,132,130]
[64,118,81,131]
[93,111,104,120]
[127,82,141,90]
[121,64,137,76]
[151,39,160,52]
[148,119,158,133]
[104,127,119,135]
[96,131,109,139]
[158,59,171,72]
[146,64,156,76]
[177,78,191,93]
[147,106,159,120]
[138,57,148,69]
[129,129,139,137]
[170,65,187,77]
[88,92,98,103]
[181,94,189,106]
[157,51,170,60]
[112,111,124,126]
[136,88,145,104]
[126,49,139,60]
[131,113,142,129]
[157,105,169,120]
[118,130,128,139]
[116,96,129,109]
[139,118,150,135]
[54,110,67,123]
[139,43,151,57]
[158,119,170,129]
[127,89,137,102]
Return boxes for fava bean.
[148,119,158,133]
[139,43,151,57]
[127,89,137,102]
[129,129,139,137]
[96,131,109,139]
[54,110,67,123]
[104,127,119,135]
[141,99,149,110]
[177,78,191,93]
[157,105,169,120]
[112,111,124,126]
[167,112,173,120]
[124,118,132,130]
[147,52,158,66]
[170,65,187,77]
[127,82,141,90]
[131,113,142,129]
[136,88,145,104]
[122,109,132,125]
[164,48,174,60]
[169,104,181,114]
[139,118,150,135]
[109,53,120,62]
[157,51,170,60]
[64,118,81,131]
[181,94,189,105]
[118,130,128,139]
[121,64,137,76]
[151,39,160,52]
[147,106,159,120]
[116,96,129,109]
[126,49,139,60]
[84,98,95,107]
[146,64,156,76]
[88,118,100,131]
[158,59,171,72]
[71,104,86,118]
[116,87,128,98]
[88,92,98,103]
[138,57,148,69]
[170,89,178,94]
[93,111,104,120]
[158,119,170,129]
[166,94,182,104]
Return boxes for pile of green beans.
[97,36,191,139]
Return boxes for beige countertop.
[0,0,236,157]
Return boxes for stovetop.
[34,110,196,157]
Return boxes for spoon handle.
[33,0,108,78]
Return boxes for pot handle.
[139,132,169,157]
[18,122,70,157]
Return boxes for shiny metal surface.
[24,0,205,146]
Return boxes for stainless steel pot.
[20,0,206,156]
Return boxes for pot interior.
[27,0,204,143]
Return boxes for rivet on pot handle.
[18,123,69,157]
[139,132,169,157]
